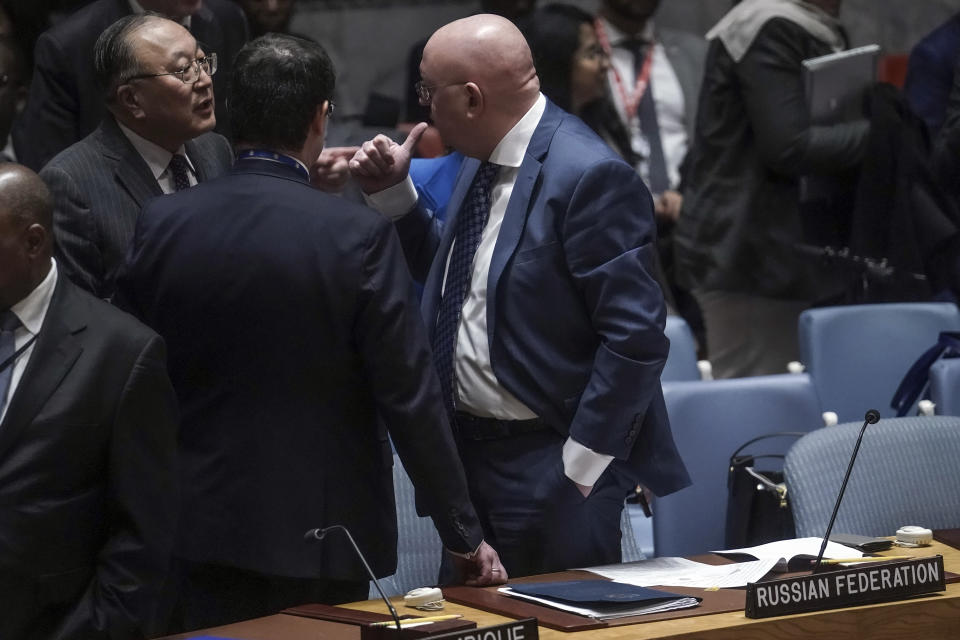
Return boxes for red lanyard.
[595,17,654,121]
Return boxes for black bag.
[724,432,805,549]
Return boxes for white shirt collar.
[117,121,196,181]
[488,93,547,169]
[10,258,58,336]
[128,0,192,29]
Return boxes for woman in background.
[521,4,636,164]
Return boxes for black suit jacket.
[116,158,484,581]
[0,273,178,639]
[12,0,248,171]
[40,115,234,299]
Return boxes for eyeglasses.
[414,80,465,106]
[126,53,218,84]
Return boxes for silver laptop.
[803,44,880,125]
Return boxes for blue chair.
[785,416,960,537]
[654,375,823,557]
[662,315,701,382]
[797,303,960,423]
[930,358,960,416]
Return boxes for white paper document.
[712,537,865,571]
[578,556,780,589]
[497,587,700,620]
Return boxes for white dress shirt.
[0,259,57,426]
[601,17,688,191]
[118,122,198,194]
[366,94,613,487]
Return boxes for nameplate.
[745,556,945,618]
[424,618,539,640]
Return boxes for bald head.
[0,164,53,232]
[421,14,540,158]
[0,163,53,309]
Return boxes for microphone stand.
[304,524,402,631]
[811,409,881,573]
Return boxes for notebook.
[499,580,700,620]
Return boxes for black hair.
[229,33,335,152]
[519,3,594,112]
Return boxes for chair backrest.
[662,315,701,382]
[798,302,960,422]
[930,358,960,417]
[655,374,823,557]
[374,454,443,598]
[785,416,960,537]
[620,503,645,563]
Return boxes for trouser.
[696,289,809,379]
[442,419,634,581]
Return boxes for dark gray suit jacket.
[0,274,178,639]
[659,27,708,142]
[40,116,233,299]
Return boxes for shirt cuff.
[562,437,614,487]
[362,176,418,220]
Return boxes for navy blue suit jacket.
[116,158,484,581]
[905,12,960,136]
[397,100,690,497]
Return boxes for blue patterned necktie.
[0,310,22,417]
[168,154,192,192]
[432,161,500,416]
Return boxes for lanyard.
[236,149,310,181]
[595,17,654,121]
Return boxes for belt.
[454,411,549,441]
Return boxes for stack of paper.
[712,537,865,571]
[579,556,779,589]
[498,580,699,620]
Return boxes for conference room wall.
[290,0,957,123]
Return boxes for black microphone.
[304,524,402,630]
[812,409,881,572]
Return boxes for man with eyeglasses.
[38,14,233,300]
[13,0,247,172]
[351,14,689,578]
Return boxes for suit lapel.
[0,279,84,462]
[485,101,560,332]
[99,117,164,208]
[422,158,480,336]
[186,138,217,182]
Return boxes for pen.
[821,556,915,565]
[370,614,463,627]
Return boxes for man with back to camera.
[115,33,507,631]
[0,163,178,639]
[350,14,690,578]
[40,14,233,299]
[13,0,246,171]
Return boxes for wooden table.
[163,541,960,640]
